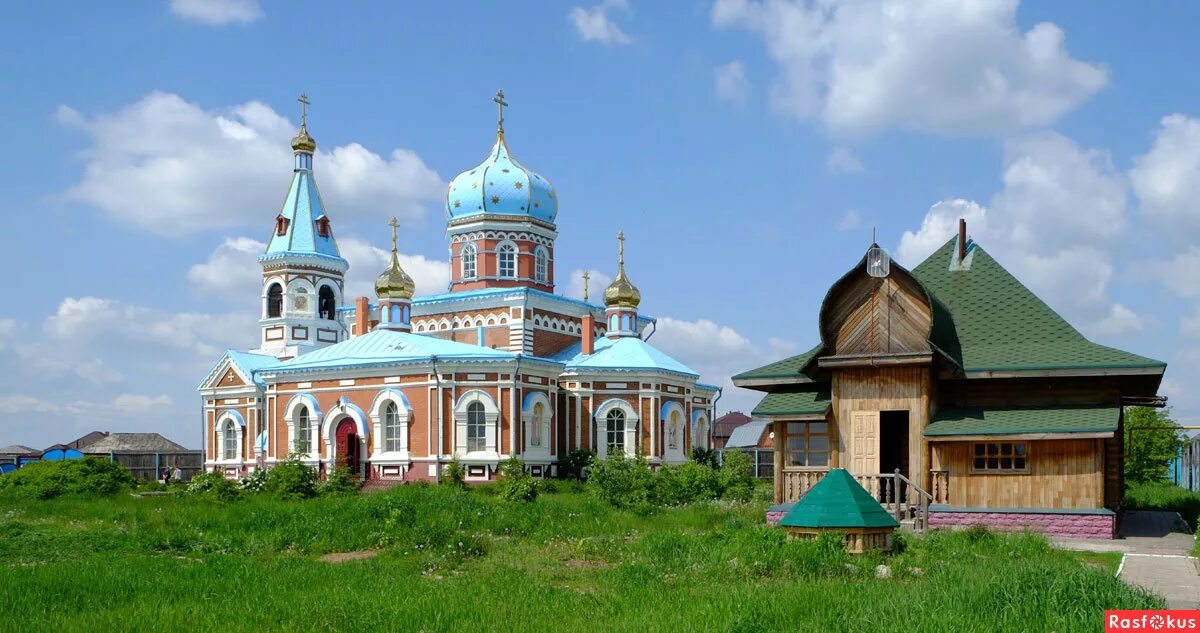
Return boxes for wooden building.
[736,223,1166,538]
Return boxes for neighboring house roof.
[736,237,1165,382]
[714,412,752,438]
[79,433,192,453]
[558,336,699,378]
[0,444,37,455]
[266,328,515,374]
[924,405,1120,437]
[725,419,770,449]
[780,469,900,529]
[751,389,831,416]
[69,431,108,449]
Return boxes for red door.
[336,419,358,472]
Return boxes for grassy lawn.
[0,485,1161,632]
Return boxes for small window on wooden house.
[971,442,1028,473]
[275,215,290,236]
[785,421,829,467]
[316,217,330,238]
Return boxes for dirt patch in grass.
[320,550,378,563]
[564,558,612,569]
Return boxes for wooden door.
[335,419,358,471]
[850,411,879,474]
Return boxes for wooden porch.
[778,468,949,530]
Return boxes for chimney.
[957,218,967,262]
[354,296,369,336]
[581,313,595,355]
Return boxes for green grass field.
[0,485,1160,632]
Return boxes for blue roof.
[264,154,345,261]
[560,336,699,377]
[199,350,280,389]
[446,133,557,223]
[266,329,515,374]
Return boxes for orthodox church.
[198,93,718,481]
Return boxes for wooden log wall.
[931,438,1103,509]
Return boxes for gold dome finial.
[604,230,641,309]
[375,217,415,300]
[493,89,508,138]
[291,93,317,153]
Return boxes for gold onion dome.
[375,218,415,299]
[604,231,641,309]
[291,125,317,153]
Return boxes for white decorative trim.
[215,410,246,463]
[453,389,500,460]
[594,398,639,459]
[660,401,687,464]
[521,391,553,458]
[369,389,413,461]
[283,394,321,460]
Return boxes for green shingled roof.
[924,405,1120,437]
[780,469,900,529]
[911,239,1164,372]
[733,345,820,381]
[752,389,830,416]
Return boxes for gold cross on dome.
[617,230,626,267]
[298,93,310,128]
[493,89,508,133]
[389,216,399,253]
[582,271,590,302]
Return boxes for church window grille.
[267,284,283,318]
[295,407,311,454]
[462,244,477,279]
[535,246,548,283]
[384,402,401,453]
[498,243,516,279]
[318,286,336,320]
[606,409,626,455]
[467,402,486,453]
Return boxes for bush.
[718,450,756,502]
[691,447,719,469]
[320,467,361,496]
[239,468,268,493]
[0,457,136,500]
[559,449,595,481]
[498,456,539,503]
[588,452,655,510]
[263,455,318,499]
[443,459,466,488]
[187,471,241,502]
[1126,481,1200,529]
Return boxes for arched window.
[267,284,283,318]
[534,246,548,283]
[318,285,336,320]
[462,243,477,279]
[668,411,681,450]
[295,406,311,453]
[467,401,486,453]
[531,402,545,447]
[606,409,626,454]
[498,243,517,279]
[223,420,238,460]
[694,417,709,450]
[383,402,401,452]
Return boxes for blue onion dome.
[445,132,558,223]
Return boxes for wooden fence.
[90,451,204,482]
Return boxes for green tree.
[1124,406,1184,484]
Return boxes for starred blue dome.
[445,133,558,224]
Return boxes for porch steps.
[359,478,405,494]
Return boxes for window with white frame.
[383,401,401,452]
[223,420,238,460]
[295,406,311,454]
[462,243,477,279]
[534,246,548,283]
[606,409,626,454]
[498,242,517,278]
[467,401,487,452]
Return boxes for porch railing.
[779,468,940,531]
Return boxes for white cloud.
[58,92,443,236]
[570,0,633,45]
[651,316,795,414]
[1133,247,1200,300]
[1131,114,1200,235]
[188,237,266,297]
[896,132,1140,337]
[711,0,1107,137]
[835,209,862,231]
[113,393,173,413]
[337,237,451,299]
[564,269,613,302]
[0,395,63,415]
[169,0,262,26]
[714,60,750,102]
[44,296,254,358]
[826,146,864,173]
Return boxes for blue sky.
[2,0,1199,449]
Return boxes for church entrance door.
[335,418,359,473]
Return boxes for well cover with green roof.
[780,469,900,529]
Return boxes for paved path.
[1054,511,1199,609]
